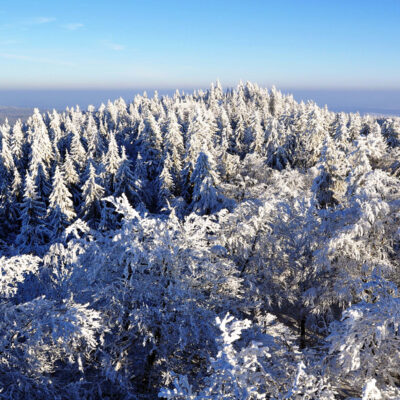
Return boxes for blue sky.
[0,0,399,89]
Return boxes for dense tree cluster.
[0,82,400,399]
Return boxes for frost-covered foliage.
[0,254,40,298]
[0,82,399,398]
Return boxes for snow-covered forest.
[1,81,400,399]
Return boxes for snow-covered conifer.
[49,166,76,221]
[27,108,53,167]
[190,151,226,215]
[31,160,52,201]
[10,119,25,164]
[16,171,50,249]
[269,85,284,117]
[70,130,87,169]
[104,133,122,191]
[84,113,105,159]
[81,160,105,223]
[251,110,265,154]
[62,150,80,187]
[113,146,140,205]
[158,152,175,210]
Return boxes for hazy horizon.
[1,87,400,118]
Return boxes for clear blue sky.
[0,0,399,90]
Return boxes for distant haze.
[288,89,400,116]
[0,88,399,120]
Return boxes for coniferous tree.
[384,118,400,147]
[48,166,76,221]
[269,85,283,117]
[312,134,348,208]
[333,112,350,144]
[251,110,265,155]
[158,152,175,210]
[0,118,11,141]
[114,147,140,205]
[0,158,14,239]
[164,111,184,187]
[1,134,15,174]
[135,113,164,210]
[232,113,246,156]
[265,118,291,170]
[27,108,53,168]
[31,161,52,203]
[62,150,80,187]
[16,172,50,250]
[47,166,76,239]
[70,130,87,170]
[295,107,326,169]
[190,151,226,215]
[10,119,25,166]
[104,133,122,192]
[11,167,23,201]
[85,114,105,160]
[62,150,81,204]
[348,112,363,140]
[81,160,105,224]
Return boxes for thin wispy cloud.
[102,40,125,51]
[30,17,56,25]
[0,53,75,67]
[62,23,84,31]
[0,17,56,30]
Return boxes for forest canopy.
[0,82,400,399]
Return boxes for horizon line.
[1,85,400,92]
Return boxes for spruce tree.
[85,114,105,160]
[10,119,25,166]
[104,133,122,192]
[81,161,105,224]
[70,131,87,170]
[164,111,184,193]
[31,161,52,203]
[27,108,53,167]
[249,110,264,154]
[190,151,226,215]
[16,172,50,250]
[47,166,76,238]
[158,152,175,210]
[62,150,80,187]
[49,166,76,221]
[114,147,140,205]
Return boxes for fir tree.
[104,133,122,191]
[48,166,76,221]
[164,111,184,193]
[10,119,25,166]
[114,147,140,206]
[81,161,105,224]
[158,152,175,210]
[16,172,50,250]
[190,151,226,215]
[84,114,105,160]
[62,150,80,187]
[31,161,52,202]
[27,108,53,167]
[251,110,265,155]
[70,130,87,170]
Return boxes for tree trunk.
[299,316,306,349]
